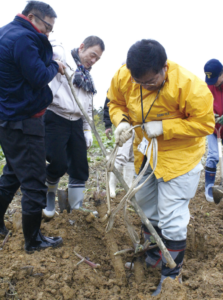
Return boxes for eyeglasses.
[131,77,156,86]
[33,13,54,33]
[131,69,165,86]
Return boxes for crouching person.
[43,36,104,218]
[108,39,214,295]
[0,1,66,252]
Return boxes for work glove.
[105,128,113,140]
[143,121,163,138]
[114,122,132,147]
[84,130,93,149]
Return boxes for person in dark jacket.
[0,1,65,253]
[103,97,113,139]
[204,59,223,202]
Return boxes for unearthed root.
[95,198,127,285]
[74,250,100,269]
[134,257,145,285]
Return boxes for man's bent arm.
[14,35,59,89]
[107,69,130,127]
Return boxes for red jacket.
[208,84,223,138]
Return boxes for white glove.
[144,121,163,138]
[114,122,132,147]
[84,130,93,149]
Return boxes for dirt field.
[0,157,223,300]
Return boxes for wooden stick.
[64,70,176,269]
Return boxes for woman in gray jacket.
[43,36,104,218]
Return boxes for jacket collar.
[14,14,47,38]
[16,14,41,33]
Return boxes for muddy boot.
[143,224,162,268]
[22,213,63,253]
[152,239,186,296]
[109,163,123,198]
[205,167,216,202]
[42,182,58,219]
[68,177,86,210]
[68,187,84,210]
[0,199,9,237]
[123,161,135,187]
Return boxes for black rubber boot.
[22,213,63,253]
[0,199,9,237]
[152,239,186,296]
[142,224,162,268]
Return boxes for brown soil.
[1,159,223,300]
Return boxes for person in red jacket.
[204,59,223,202]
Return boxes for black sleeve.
[103,97,112,129]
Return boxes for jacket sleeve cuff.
[82,119,91,131]
[112,112,130,127]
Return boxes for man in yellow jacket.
[107,39,214,295]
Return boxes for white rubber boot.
[42,182,58,219]
[68,187,85,210]
[109,163,123,198]
[123,161,135,187]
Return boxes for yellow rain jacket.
[107,60,215,182]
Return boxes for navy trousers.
[44,110,89,184]
[0,117,47,214]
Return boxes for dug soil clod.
[134,257,145,285]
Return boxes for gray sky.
[1,0,222,108]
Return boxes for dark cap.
[204,59,223,85]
